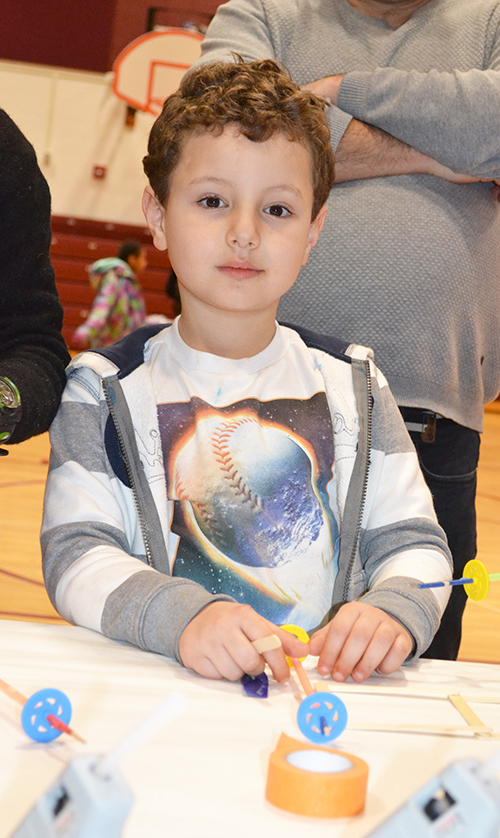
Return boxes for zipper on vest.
[103,380,155,568]
[343,358,372,600]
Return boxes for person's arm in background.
[307,14,500,186]
[322,116,481,185]
[0,110,70,444]
[196,0,500,190]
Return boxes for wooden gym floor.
[1,407,499,663]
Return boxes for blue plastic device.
[367,753,500,838]
[9,754,133,838]
[9,692,185,838]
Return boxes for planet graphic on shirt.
[173,414,331,568]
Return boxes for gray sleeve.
[198,0,284,65]
[102,572,235,662]
[194,0,352,152]
[360,577,443,659]
[338,50,500,175]
[42,369,237,663]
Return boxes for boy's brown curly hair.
[143,57,335,221]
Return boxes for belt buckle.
[421,413,437,443]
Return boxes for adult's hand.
[480,179,500,201]
[301,74,344,104]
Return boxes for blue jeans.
[399,408,481,660]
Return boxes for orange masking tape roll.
[266,733,368,818]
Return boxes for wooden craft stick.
[290,658,314,696]
[252,635,282,654]
[312,683,499,738]
[348,722,493,736]
[448,694,492,737]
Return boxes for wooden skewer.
[0,677,26,707]
[314,682,500,704]
[418,578,474,589]
[447,694,493,738]
[290,658,314,696]
[0,677,86,743]
[418,572,500,589]
[46,714,86,744]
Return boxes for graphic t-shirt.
[152,321,339,630]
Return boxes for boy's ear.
[302,204,328,266]
[142,185,168,251]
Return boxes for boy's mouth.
[217,260,263,280]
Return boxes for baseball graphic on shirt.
[173,414,332,567]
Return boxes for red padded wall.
[0,0,223,72]
[0,0,115,72]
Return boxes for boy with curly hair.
[42,59,451,685]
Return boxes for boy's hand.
[178,602,309,683]
[309,602,413,682]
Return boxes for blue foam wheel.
[21,688,72,743]
[297,692,347,744]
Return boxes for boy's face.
[143,125,326,323]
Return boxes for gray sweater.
[196,0,500,431]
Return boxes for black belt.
[399,407,442,443]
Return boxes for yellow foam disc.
[463,559,490,601]
[280,624,309,665]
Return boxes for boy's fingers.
[345,626,399,682]
[329,626,377,681]
[249,633,291,681]
[190,649,245,681]
[251,634,282,654]
[314,603,393,678]
[246,624,309,660]
[308,625,329,656]
[260,648,292,684]
[317,610,413,682]
[375,633,414,675]
[248,627,309,684]
[274,625,310,657]
[315,605,362,674]
[348,630,412,682]
[219,633,269,681]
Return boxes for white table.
[0,620,499,838]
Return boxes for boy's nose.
[226,210,260,249]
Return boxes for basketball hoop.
[112,28,203,116]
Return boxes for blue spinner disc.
[297,692,347,744]
[21,688,72,743]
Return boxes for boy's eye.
[199,195,226,209]
[265,204,291,217]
